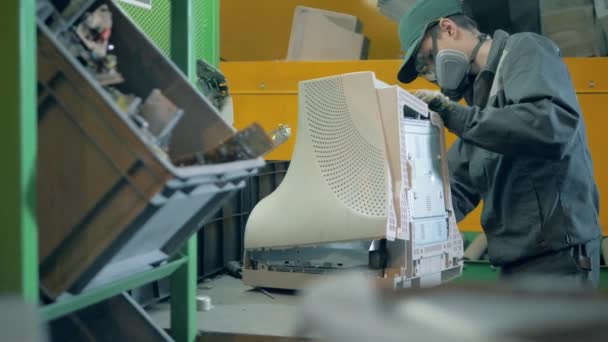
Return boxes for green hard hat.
[397,0,464,83]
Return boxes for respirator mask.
[416,24,488,101]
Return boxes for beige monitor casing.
[286,6,366,61]
[244,72,463,289]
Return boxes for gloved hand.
[414,90,454,115]
[414,90,469,136]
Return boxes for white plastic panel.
[402,121,446,220]
[400,120,448,248]
[413,218,448,247]
[302,76,387,217]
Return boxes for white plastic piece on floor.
[196,296,213,312]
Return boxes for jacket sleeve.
[447,139,480,222]
[443,34,581,160]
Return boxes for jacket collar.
[483,30,510,75]
[469,30,510,107]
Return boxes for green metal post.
[170,239,197,342]
[0,0,38,303]
[200,0,220,66]
[170,1,197,341]
[171,0,196,83]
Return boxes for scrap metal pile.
[48,1,290,165]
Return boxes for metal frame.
[40,256,188,321]
[169,2,198,341]
[119,0,154,10]
[1,1,220,340]
[201,0,220,67]
[0,0,38,302]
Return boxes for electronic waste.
[242,72,464,289]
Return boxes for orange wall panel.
[221,59,608,234]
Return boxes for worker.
[397,0,602,287]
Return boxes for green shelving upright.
[0,1,221,341]
[0,0,38,304]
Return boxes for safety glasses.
[414,19,442,83]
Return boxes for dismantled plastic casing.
[243,72,463,289]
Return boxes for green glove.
[414,90,470,136]
[414,90,455,115]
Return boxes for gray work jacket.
[446,30,601,266]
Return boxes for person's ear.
[438,18,457,38]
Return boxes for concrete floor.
[146,275,302,337]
